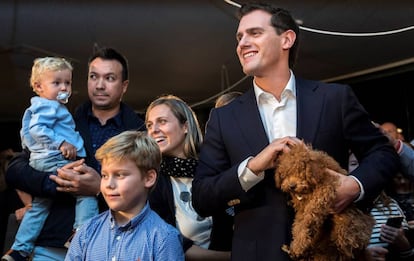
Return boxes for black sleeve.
[5,150,57,197]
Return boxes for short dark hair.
[238,2,300,68]
[88,47,129,81]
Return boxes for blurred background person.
[214,92,242,108]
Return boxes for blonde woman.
[146,94,232,260]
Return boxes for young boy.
[65,130,184,260]
[3,57,98,261]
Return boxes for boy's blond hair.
[95,131,161,189]
[30,57,73,93]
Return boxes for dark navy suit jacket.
[192,77,399,260]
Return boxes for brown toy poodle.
[274,143,374,261]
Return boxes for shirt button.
[116,236,121,241]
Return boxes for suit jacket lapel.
[296,78,324,143]
[229,79,325,152]
[233,88,269,154]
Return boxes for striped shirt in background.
[368,196,414,259]
[369,196,409,248]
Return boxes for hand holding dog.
[274,144,374,260]
[326,168,361,213]
[247,136,302,175]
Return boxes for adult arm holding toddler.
[5,149,100,259]
[6,150,100,198]
[52,159,100,196]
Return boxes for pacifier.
[57,91,71,104]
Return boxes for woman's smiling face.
[146,104,187,158]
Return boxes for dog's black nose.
[289,183,296,190]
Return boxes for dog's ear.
[306,150,327,184]
[305,163,319,186]
[274,160,285,188]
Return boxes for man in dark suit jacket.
[192,2,399,260]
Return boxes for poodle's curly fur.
[274,144,375,261]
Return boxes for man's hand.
[326,169,360,213]
[49,159,101,196]
[247,136,302,175]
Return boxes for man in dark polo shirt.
[4,47,145,260]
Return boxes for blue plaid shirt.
[65,202,184,261]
